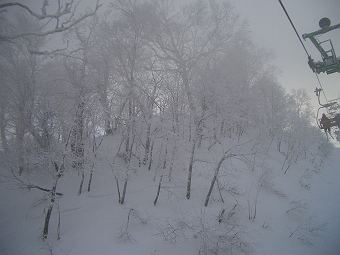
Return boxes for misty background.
[1,1,340,255]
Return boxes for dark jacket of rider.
[320,113,331,128]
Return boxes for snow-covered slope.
[1,137,339,255]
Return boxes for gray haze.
[1,1,339,255]
[30,0,340,110]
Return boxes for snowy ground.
[252,148,340,255]
[1,141,340,255]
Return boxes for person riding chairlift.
[320,113,333,139]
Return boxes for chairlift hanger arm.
[303,21,339,63]
[314,87,336,107]
[302,22,340,39]
[308,36,329,59]
[302,18,340,74]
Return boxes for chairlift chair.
[314,87,340,141]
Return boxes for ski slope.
[1,143,340,255]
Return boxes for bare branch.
[10,168,63,196]
[0,0,102,40]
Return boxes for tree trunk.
[40,111,51,150]
[216,178,224,203]
[153,175,163,206]
[168,142,177,182]
[42,200,54,239]
[15,114,25,175]
[71,101,85,170]
[186,140,196,199]
[143,122,151,164]
[42,177,60,239]
[220,120,225,137]
[162,138,168,170]
[57,200,61,240]
[78,171,84,195]
[148,140,154,171]
[87,163,94,192]
[125,99,132,155]
[120,178,128,204]
[115,176,121,203]
[204,155,226,207]
[180,67,200,200]
[0,109,9,152]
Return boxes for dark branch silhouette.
[0,0,101,40]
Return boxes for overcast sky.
[228,0,340,110]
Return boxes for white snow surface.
[1,136,340,255]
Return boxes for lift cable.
[278,0,310,57]
[277,0,329,103]
[314,72,328,102]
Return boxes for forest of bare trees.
[0,1,332,253]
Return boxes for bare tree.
[150,0,236,199]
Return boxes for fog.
[0,1,340,255]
